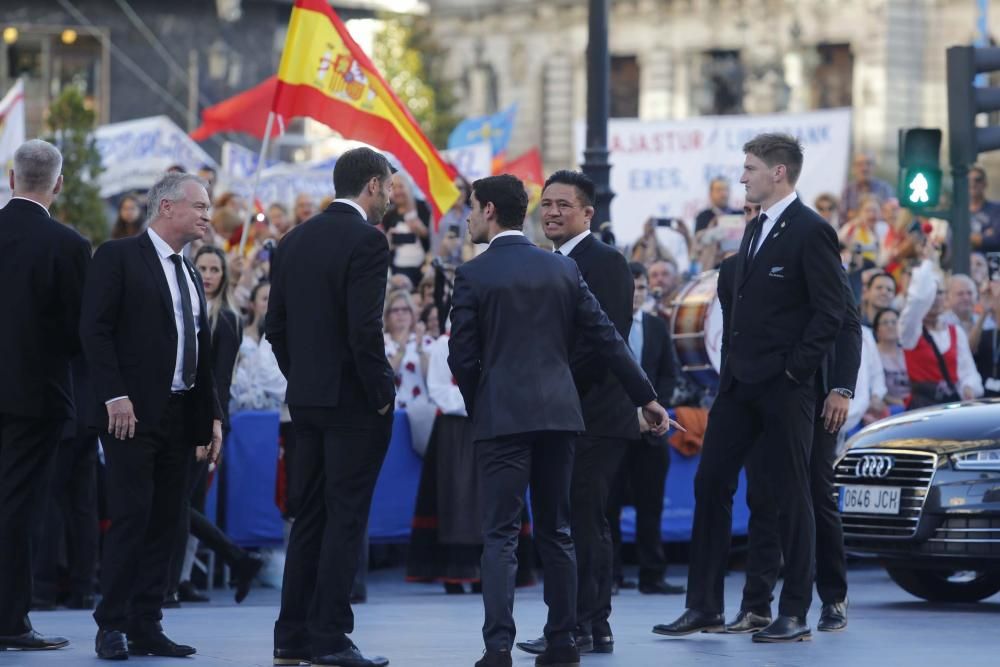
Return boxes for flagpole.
[239,110,276,255]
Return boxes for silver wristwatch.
[832,388,853,399]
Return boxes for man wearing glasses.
[969,166,1000,253]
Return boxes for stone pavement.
[7,564,998,667]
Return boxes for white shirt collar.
[488,229,524,247]
[333,198,367,221]
[147,227,180,259]
[555,229,592,257]
[761,191,798,224]
[633,308,644,324]
[11,195,49,215]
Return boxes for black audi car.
[835,400,1000,602]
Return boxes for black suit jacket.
[718,197,845,391]
[79,231,222,445]
[265,202,395,412]
[638,311,678,404]
[0,198,91,420]
[718,239,859,396]
[212,308,242,428]
[567,234,639,440]
[448,234,656,442]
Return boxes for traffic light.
[947,45,1000,166]
[898,128,942,210]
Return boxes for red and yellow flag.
[272,0,459,221]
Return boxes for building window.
[610,55,639,118]
[812,43,853,109]
[697,49,743,115]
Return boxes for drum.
[670,270,723,389]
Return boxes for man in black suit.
[516,170,650,658]
[81,172,223,660]
[0,140,89,651]
[267,147,396,667]
[726,267,861,634]
[654,133,845,643]
[448,174,679,667]
[606,263,683,596]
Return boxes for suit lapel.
[567,233,594,261]
[139,231,175,322]
[183,255,211,333]
[641,313,654,370]
[739,199,800,287]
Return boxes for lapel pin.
[780,221,786,228]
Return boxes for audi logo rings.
[855,455,895,479]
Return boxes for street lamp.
[580,0,614,233]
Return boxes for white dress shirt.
[629,309,644,362]
[489,229,524,247]
[148,227,202,392]
[333,198,368,221]
[750,191,798,257]
[554,229,593,256]
[899,259,984,397]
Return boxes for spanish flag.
[273,0,460,221]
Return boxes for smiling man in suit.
[517,170,653,658]
[654,133,845,643]
[81,172,223,660]
[0,140,90,652]
[449,174,679,667]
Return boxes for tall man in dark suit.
[81,172,223,660]
[517,170,649,658]
[0,139,89,652]
[267,147,396,667]
[448,174,679,667]
[726,266,861,634]
[605,262,683,596]
[654,133,845,643]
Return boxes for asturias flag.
[272,0,459,220]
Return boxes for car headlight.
[952,448,1000,471]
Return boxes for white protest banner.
[94,116,218,197]
[441,141,492,182]
[221,141,279,182]
[0,79,25,205]
[575,108,852,244]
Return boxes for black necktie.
[554,249,563,255]
[749,213,769,258]
[170,254,197,388]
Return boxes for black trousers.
[0,413,64,634]
[33,433,99,602]
[476,431,576,652]
[686,375,816,618]
[608,437,670,586]
[572,435,626,636]
[94,395,195,632]
[274,406,392,655]
[741,395,848,612]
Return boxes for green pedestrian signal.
[898,129,942,210]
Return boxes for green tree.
[46,87,106,244]
[374,13,460,148]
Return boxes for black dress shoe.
[233,551,264,603]
[313,643,388,667]
[752,616,811,643]
[163,592,181,609]
[178,580,210,603]
[535,644,580,667]
[618,578,637,590]
[95,629,128,660]
[274,646,312,665]
[516,632,592,656]
[128,630,197,657]
[652,609,725,636]
[475,649,512,667]
[67,593,97,610]
[443,582,465,594]
[639,579,686,595]
[817,601,848,632]
[591,634,614,654]
[724,610,772,634]
[0,629,69,651]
